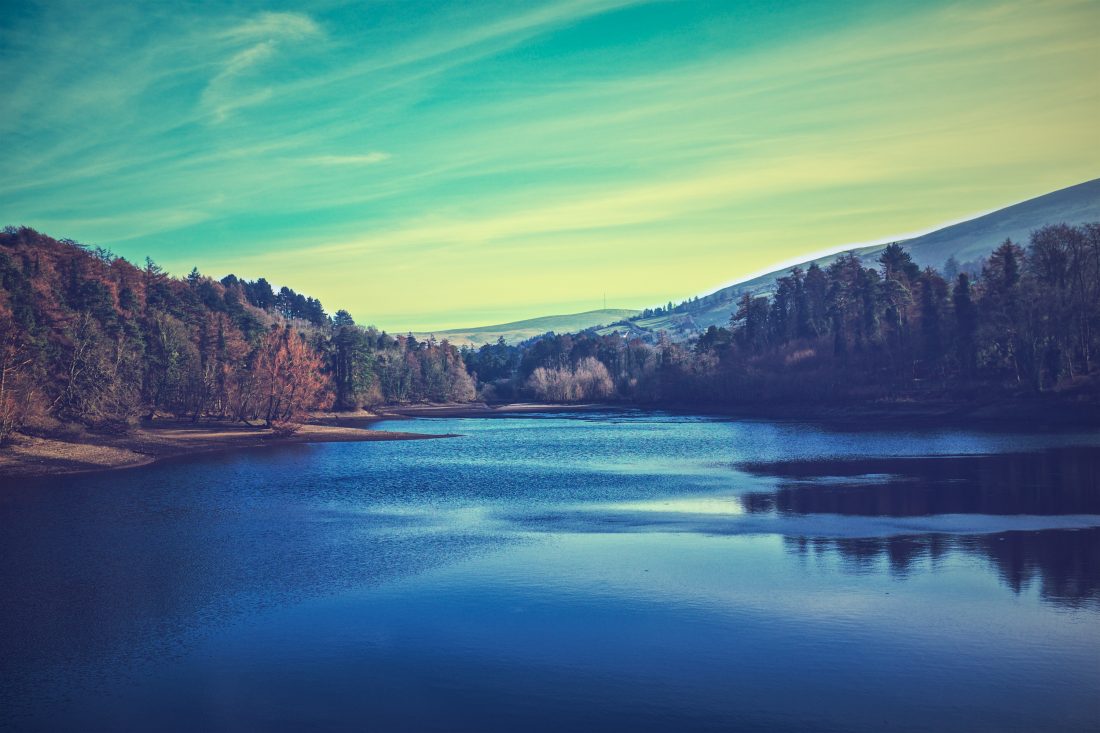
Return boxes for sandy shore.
[0,418,451,482]
[0,402,618,482]
[0,403,609,482]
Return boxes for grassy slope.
[419,179,1100,344]
[417,308,641,346]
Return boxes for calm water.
[2,412,1099,732]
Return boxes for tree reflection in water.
[742,447,1100,608]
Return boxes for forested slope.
[0,228,475,442]
[4,219,1098,444]
[465,223,1100,412]
[606,178,1100,339]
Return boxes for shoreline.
[0,402,609,482]
[0,417,454,483]
[3,398,1097,482]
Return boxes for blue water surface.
[1,411,1098,732]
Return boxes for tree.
[329,310,375,410]
[246,325,328,429]
[731,293,769,353]
[953,273,977,377]
[981,240,1028,383]
[943,255,960,282]
[879,243,920,284]
[917,268,948,369]
[573,357,614,399]
[0,316,36,443]
[803,263,829,337]
[526,356,613,402]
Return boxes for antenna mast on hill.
[603,292,606,310]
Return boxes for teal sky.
[3,0,1099,331]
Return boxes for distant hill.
[419,308,641,346]
[599,177,1100,339]
[423,179,1100,345]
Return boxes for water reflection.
[1,415,1098,731]
[740,446,1100,516]
[732,447,1100,608]
[785,529,1100,608]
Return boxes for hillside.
[419,308,641,346]
[600,178,1100,339]
[0,227,478,441]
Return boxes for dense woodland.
[465,222,1100,407]
[1,222,1098,443]
[0,227,474,442]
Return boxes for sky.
[2,0,1099,331]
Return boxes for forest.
[0,227,475,442]
[464,222,1100,407]
[1,222,1098,444]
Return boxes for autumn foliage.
[0,227,477,442]
[248,325,329,429]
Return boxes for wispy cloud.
[220,11,322,42]
[1,0,1097,329]
[201,11,324,122]
[305,153,392,166]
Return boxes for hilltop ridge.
[417,308,641,346]
[596,178,1100,340]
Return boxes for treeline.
[0,227,475,441]
[464,223,1100,406]
[4,222,1096,442]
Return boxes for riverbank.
[4,396,1095,482]
[0,417,450,482]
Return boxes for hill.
[419,308,641,346]
[599,178,1100,340]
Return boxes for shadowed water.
[1,412,1098,731]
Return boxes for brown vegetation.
[0,418,447,480]
[0,227,479,444]
[527,357,614,402]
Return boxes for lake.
[2,411,1099,732]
